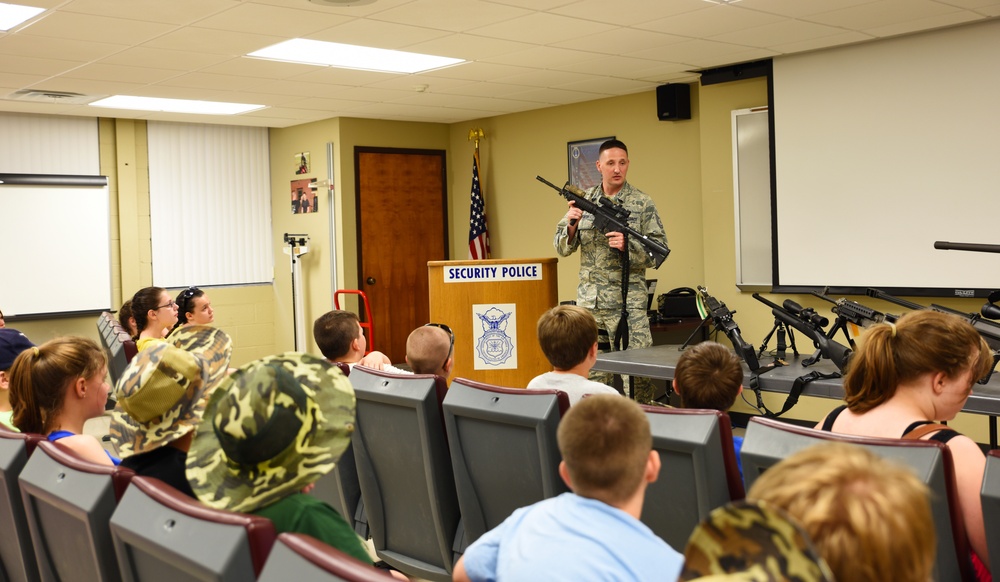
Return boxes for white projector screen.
[0,175,112,317]
[772,19,1000,297]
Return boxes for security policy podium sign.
[428,258,558,387]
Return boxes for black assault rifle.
[536,175,670,268]
[753,293,852,371]
[811,288,899,350]
[866,288,1000,383]
[696,286,760,371]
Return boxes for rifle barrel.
[934,241,1000,254]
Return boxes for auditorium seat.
[639,406,745,550]
[109,476,276,581]
[980,449,1000,569]
[348,366,461,582]
[0,427,44,582]
[96,312,137,388]
[311,362,368,538]
[741,416,973,582]
[18,440,135,582]
[442,378,569,551]
[258,533,393,582]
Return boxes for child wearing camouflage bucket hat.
[185,352,372,565]
[111,325,232,497]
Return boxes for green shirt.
[0,409,18,432]
[252,493,371,564]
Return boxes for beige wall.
[268,118,450,355]
[445,89,705,305]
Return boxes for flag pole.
[467,127,491,260]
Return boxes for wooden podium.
[428,258,558,387]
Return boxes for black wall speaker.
[656,83,691,121]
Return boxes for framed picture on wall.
[567,136,613,189]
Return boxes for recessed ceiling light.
[0,2,45,31]
[88,96,265,115]
[248,39,464,74]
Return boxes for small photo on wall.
[290,178,318,214]
[295,152,310,175]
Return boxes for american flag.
[468,150,491,260]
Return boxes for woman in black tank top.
[815,310,994,577]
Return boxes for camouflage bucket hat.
[185,352,355,514]
[110,326,232,458]
[679,501,835,582]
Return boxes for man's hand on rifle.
[565,200,582,240]
[605,231,626,251]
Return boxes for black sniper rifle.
[535,175,670,268]
[696,286,760,371]
[811,288,899,350]
[866,288,1000,383]
[752,293,852,372]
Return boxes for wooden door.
[356,148,448,363]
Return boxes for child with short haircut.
[453,394,683,581]
[0,328,35,431]
[673,341,745,474]
[526,305,619,405]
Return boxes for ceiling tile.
[307,19,451,49]
[767,30,874,54]
[61,63,180,84]
[805,0,965,30]
[484,46,598,69]
[0,34,126,61]
[367,0,531,32]
[99,47,232,71]
[865,10,982,36]
[468,12,617,44]
[551,27,685,55]
[142,27,286,56]
[549,0,706,27]
[636,4,787,38]
[16,12,177,45]
[401,33,533,61]
[60,0,242,25]
[200,57,323,79]
[711,19,847,48]
[156,72,271,92]
[0,55,85,77]
[194,3,355,36]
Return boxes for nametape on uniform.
[444,263,542,283]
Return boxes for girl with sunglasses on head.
[172,287,215,332]
[130,287,178,351]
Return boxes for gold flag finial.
[468,127,485,149]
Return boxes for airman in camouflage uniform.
[555,140,667,404]
[679,501,835,582]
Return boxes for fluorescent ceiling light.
[248,39,464,74]
[0,2,45,31]
[88,96,265,115]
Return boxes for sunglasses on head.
[424,322,455,371]
[178,286,201,310]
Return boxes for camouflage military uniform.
[554,181,667,404]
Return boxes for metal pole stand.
[283,233,310,352]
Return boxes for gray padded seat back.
[0,428,43,582]
[443,379,569,550]
[109,476,276,582]
[18,440,134,582]
[348,366,459,582]
[980,449,1000,571]
[640,407,745,551]
[742,416,972,582]
[258,533,393,582]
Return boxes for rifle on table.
[536,175,670,268]
[811,288,900,349]
[694,286,760,371]
[866,288,1000,383]
[753,293,852,372]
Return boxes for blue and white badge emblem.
[475,307,514,365]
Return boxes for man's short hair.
[599,139,628,155]
[675,342,743,411]
[313,310,360,360]
[748,442,935,582]
[406,326,450,375]
[557,394,651,505]
[537,305,598,371]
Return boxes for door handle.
[366,277,376,285]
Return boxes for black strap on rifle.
[751,370,841,418]
[613,232,633,398]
